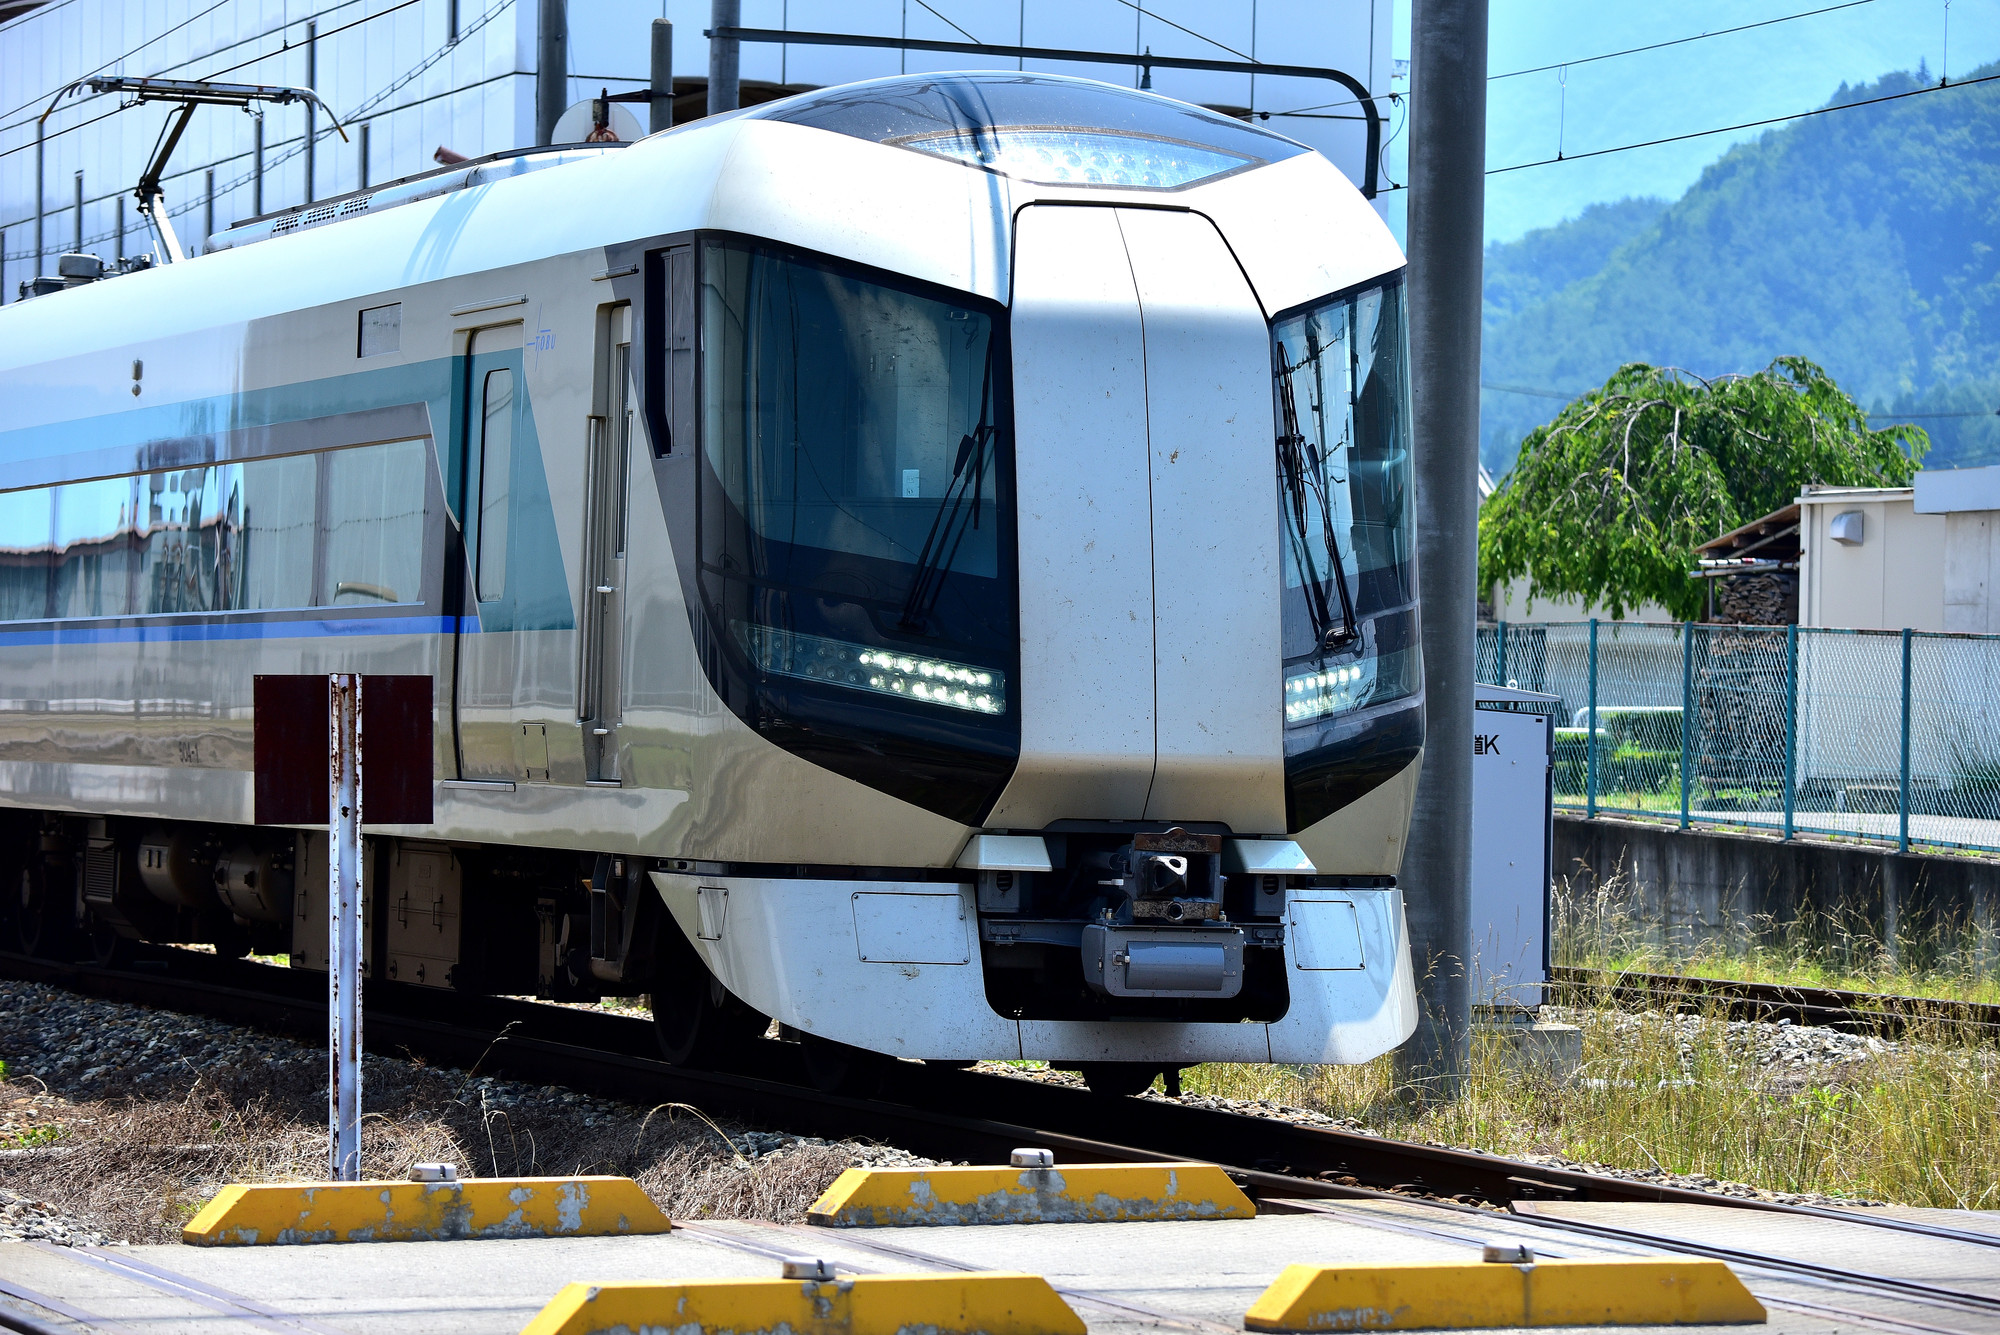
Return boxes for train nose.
[986,205,1285,833]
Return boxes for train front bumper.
[649,872,1417,1065]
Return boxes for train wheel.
[1076,1062,1162,1097]
[16,863,74,960]
[799,1034,892,1098]
[87,915,139,968]
[648,923,765,1068]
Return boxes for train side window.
[135,467,231,615]
[323,438,427,606]
[239,453,317,609]
[0,438,428,621]
[0,487,54,620]
[53,477,140,618]
[476,368,514,600]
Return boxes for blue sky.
[1443,0,2000,244]
[665,1,1997,247]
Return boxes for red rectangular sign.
[253,675,435,826]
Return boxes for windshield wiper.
[899,358,996,633]
[1276,341,1359,652]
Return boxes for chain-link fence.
[1481,621,2000,854]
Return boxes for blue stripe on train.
[0,615,474,648]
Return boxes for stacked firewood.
[1696,626,1789,789]
[1712,571,1799,626]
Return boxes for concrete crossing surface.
[3,1196,2000,1334]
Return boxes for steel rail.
[5,947,1997,1258]
[1551,965,2000,1036]
[1271,1197,2000,1335]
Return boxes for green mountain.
[1481,62,2000,475]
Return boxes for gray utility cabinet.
[1470,683,1559,1010]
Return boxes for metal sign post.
[255,671,430,1185]
[328,673,364,1180]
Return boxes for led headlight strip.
[1285,660,1372,724]
[901,128,1255,190]
[736,623,1006,716]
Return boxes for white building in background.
[0,0,1399,300]
[1797,485,1945,631]
[1796,470,2000,634]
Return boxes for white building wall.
[1798,487,1945,632]
[0,0,1397,300]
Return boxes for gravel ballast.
[0,977,943,1245]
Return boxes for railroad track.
[2,948,1994,1253]
[1551,965,2000,1035]
[11,950,2000,1335]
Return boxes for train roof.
[0,74,1401,384]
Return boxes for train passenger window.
[239,453,317,609]
[323,438,427,606]
[0,488,53,619]
[52,478,139,618]
[476,368,513,601]
[136,467,233,615]
[0,437,430,622]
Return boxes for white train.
[0,73,1422,1094]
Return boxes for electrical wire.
[1269,0,1882,120]
[1487,69,1998,175]
[0,0,80,36]
[0,0,426,169]
[0,0,234,131]
[1484,383,1579,400]
[194,0,426,88]
[1106,0,1252,63]
[1490,0,1879,80]
[911,0,980,44]
[1486,384,1997,422]
[1,0,517,257]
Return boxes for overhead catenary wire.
[0,0,232,128]
[911,0,980,45]
[1490,0,1879,81]
[1484,383,1999,421]
[1369,65,1999,192]
[1486,69,1999,175]
[1269,0,1882,121]
[0,0,388,141]
[0,0,428,167]
[1,0,519,261]
[1105,0,1251,63]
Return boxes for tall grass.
[1183,993,2000,1207]
[1557,867,2000,1005]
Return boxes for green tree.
[1479,357,1926,620]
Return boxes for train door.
[579,305,633,782]
[453,322,525,781]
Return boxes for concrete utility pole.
[708,0,741,116]
[1397,0,1489,1098]
[651,20,674,134]
[536,0,568,145]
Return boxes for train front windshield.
[1272,277,1425,829]
[698,239,1019,823]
